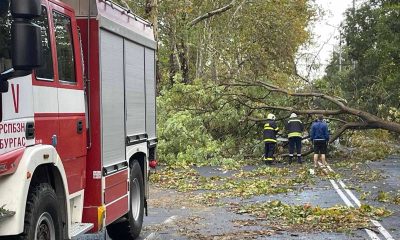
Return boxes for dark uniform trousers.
[289,137,302,162]
[264,142,276,161]
[286,118,304,163]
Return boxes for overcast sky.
[297,0,359,79]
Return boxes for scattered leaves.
[150,165,314,203]
[377,191,390,203]
[234,201,391,233]
[376,191,400,205]
[354,169,385,182]
[360,191,371,200]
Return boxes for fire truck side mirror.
[10,0,42,71]
[0,0,41,88]
[11,0,41,18]
[11,21,42,70]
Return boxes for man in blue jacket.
[310,115,329,169]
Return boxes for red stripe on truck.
[0,148,25,176]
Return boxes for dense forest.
[115,0,399,166]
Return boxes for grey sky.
[297,0,359,80]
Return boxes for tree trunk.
[145,0,161,92]
[167,23,178,85]
[179,38,190,84]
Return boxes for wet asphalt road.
[135,156,400,240]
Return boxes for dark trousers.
[288,137,302,155]
[264,142,276,161]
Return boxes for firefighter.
[285,113,304,164]
[264,113,279,165]
[310,115,330,169]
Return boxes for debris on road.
[144,154,400,239]
[150,165,315,203]
[233,200,391,233]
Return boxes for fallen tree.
[258,81,400,137]
[223,79,400,156]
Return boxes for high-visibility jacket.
[285,118,304,138]
[264,120,279,142]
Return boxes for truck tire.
[128,160,145,238]
[107,160,144,240]
[21,183,63,240]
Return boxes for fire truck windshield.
[0,1,11,74]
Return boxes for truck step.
[70,223,94,238]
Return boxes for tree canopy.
[114,0,399,165]
[115,0,313,86]
[323,0,400,117]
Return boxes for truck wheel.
[128,160,145,238]
[107,160,144,240]
[22,183,63,240]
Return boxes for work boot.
[297,157,303,164]
[289,157,293,165]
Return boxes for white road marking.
[163,215,178,224]
[317,163,380,239]
[143,216,178,240]
[323,163,395,240]
[328,179,381,240]
[329,179,354,207]
[337,180,362,206]
[370,220,396,240]
[364,229,384,240]
[326,164,334,172]
[144,232,159,240]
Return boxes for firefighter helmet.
[290,113,297,118]
[267,113,276,120]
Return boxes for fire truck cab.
[0,0,157,239]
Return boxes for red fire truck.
[0,0,157,239]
